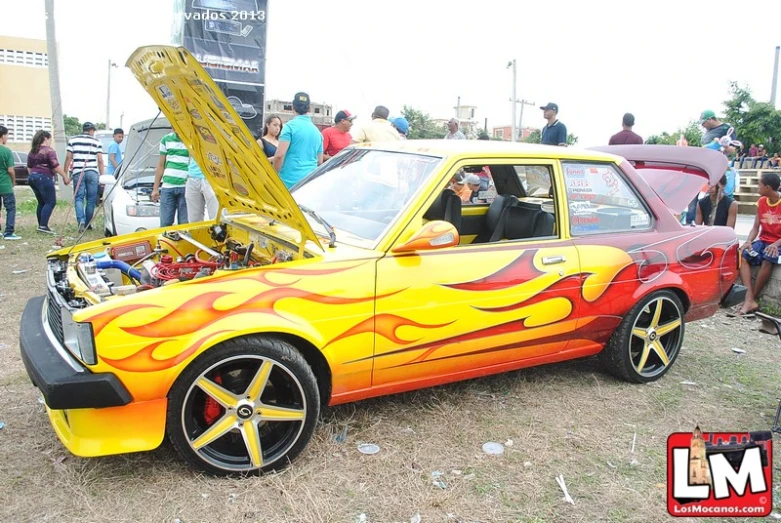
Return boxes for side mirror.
[392,220,460,253]
[99,174,116,185]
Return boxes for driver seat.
[423,189,462,233]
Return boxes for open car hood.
[589,145,728,212]
[126,45,320,248]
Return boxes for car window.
[563,162,651,235]
[515,165,552,197]
[17,152,27,164]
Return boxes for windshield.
[292,149,442,244]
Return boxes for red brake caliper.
[203,374,224,425]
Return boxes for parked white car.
[99,117,171,236]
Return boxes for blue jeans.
[28,173,57,227]
[0,192,16,235]
[73,169,99,226]
[160,187,188,227]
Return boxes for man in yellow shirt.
[352,106,401,143]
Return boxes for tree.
[722,82,781,154]
[401,105,445,140]
[63,114,81,137]
[522,129,541,144]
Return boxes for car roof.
[352,139,624,163]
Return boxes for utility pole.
[106,60,117,129]
[45,0,67,197]
[456,96,460,119]
[507,60,517,142]
[771,46,780,108]
[120,112,124,129]
[517,99,535,141]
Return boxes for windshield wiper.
[299,204,336,248]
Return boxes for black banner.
[217,81,265,136]
[174,0,267,125]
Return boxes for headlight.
[62,307,97,365]
[126,205,160,217]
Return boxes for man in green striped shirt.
[152,132,190,226]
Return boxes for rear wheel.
[166,336,320,476]
[599,290,685,383]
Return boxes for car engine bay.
[50,222,301,309]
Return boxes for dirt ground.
[1,186,780,523]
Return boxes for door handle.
[542,255,566,265]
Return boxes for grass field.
[1,186,780,523]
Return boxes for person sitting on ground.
[695,174,738,228]
[736,172,781,316]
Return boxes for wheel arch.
[167,330,333,407]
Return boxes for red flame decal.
[443,250,542,291]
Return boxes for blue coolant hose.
[96,260,143,282]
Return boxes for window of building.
[0,48,49,68]
[267,104,271,110]
[495,129,504,138]
[563,162,651,235]
[283,104,293,111]
[314,108,321,114]
[0,115,52,143]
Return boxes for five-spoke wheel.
[167,337,320,476]
[599,290,685,383]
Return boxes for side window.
[17,152,27,164]
[563,162,651,235]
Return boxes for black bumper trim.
[721,284,747,309]
[20,295,133,410]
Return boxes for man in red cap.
[322,110,356,161]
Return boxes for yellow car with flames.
[20,46,744,475]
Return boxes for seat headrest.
[485,194,518,229]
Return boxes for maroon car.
[12,150,29,185]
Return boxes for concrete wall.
[742,266,781,308]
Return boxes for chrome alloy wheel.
[629,296,683,379]
[181,355,308,472]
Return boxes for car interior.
[423,163,558,246]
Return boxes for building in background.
[492,125,538,141]
[265,99,333,131]
[0,35,52,152]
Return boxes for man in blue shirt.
[273,92,324,189]
[107,128,124,176]
[539,103,568,146]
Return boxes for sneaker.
[78,223,86,233]
[87,224,94,231]
[37,226,56,235]
[3,233,21,240]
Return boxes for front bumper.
[20,295,132,409]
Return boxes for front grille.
[47,289,64,344]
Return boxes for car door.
[370,158,586,394]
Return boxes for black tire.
[166,336,320,476]
[598,290,685,383]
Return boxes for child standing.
[0,125,20,240]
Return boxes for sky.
[2,0,780,147]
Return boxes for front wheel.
[166,336,320,476]
[598,290,685,383]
